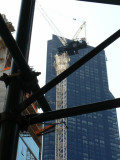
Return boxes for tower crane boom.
[72,21,86,40]
[36,0,87,55]
[36,1,67,46]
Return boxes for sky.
[0,0,120,127]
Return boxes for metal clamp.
[0,112,30,131]
[0,71,41,93]
[0,73,20,87]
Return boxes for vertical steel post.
[0,0,35,159]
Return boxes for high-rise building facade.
[42,35,120,160]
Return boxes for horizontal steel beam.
[18,29,120,112]
[76,0,120,5]
[0,14,51,112]
[28,98,120,124]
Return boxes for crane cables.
[35,0,67,46]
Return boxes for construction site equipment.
[0,1,38,159]
[36,1,87,56]
[53,19,87,160]
[0,2,120,159]
[58,21,87,55]
[20,29,120,111]
[54,40,86,160]
[54,53,70,160]
[58,39,87,55]
[36,3,69,159]
[0,13,51,112]
[72,21,86,40]
[0,12,47,159]
[36,2,87,160]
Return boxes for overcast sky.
[0,0,120,127]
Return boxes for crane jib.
[58,40,87,56]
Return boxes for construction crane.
[54,22,87,159]
[36,3,68,159]
[54,52,69,160]
[58,21,87,55]
[36,1,87,55]
[36,2,87,160]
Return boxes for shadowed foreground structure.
[0,0,120,160]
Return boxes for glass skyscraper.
[42,35,120,160]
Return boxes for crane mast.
[54,52,70,160]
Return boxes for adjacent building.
[0,14,14,113]
[42,35,120,160]
[16,133,39,160]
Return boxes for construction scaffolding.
[0,1,120,160]
[0,14,43,160]
[0,14,14,113]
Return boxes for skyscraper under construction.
[42,35,120,160]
